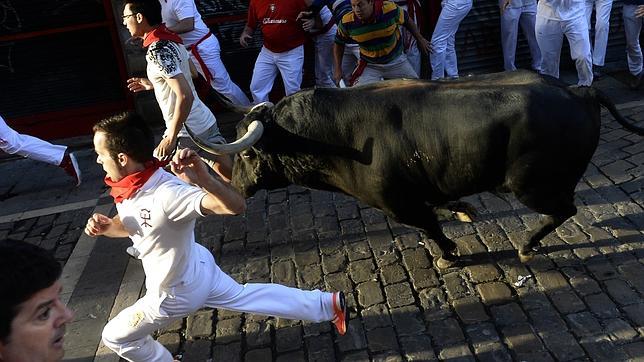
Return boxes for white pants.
[500,3,542,71]
[342,44,361,83]
[313,25,338,88]
[584,0,613,66]
[102,245,334,362]
[250,46,304,103]
[536,7,593,86]
[189,35,251,106]
[623,4,643,76]
[355,54,418,86]
[430,0,473,80]
[0,116,66,165]
[397,2,422,76]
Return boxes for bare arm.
[636,5,644,17]
[333,42,345,85]
[403,15,430,54]
[171,148,246,215]
[155,74,194,160]
[166,17,195,34]
[85,214,130,238]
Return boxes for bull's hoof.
[436,257,455,269]
[518,249,536,263]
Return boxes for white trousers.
[342,44,361,83]
[314,25,338,88]
[500,3,542,71]
[584,0,613,66]
[0,116,66,165]
[102,245,334,362]
[430,0,473,80]
[536,8,593,86]
[250,46,304,103]
[623,4,643,76]
[355,54,418,86]
[189,35,251,106]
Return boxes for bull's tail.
[568,86,644,135]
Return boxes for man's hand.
[127,77,153,92]
[296,10,313,22]
[85,213,113,237]
[301,17,318,32]
[417,37,431,55]
[636,5,644,17]
[240,32,252,47]
[154,137,177,161]
[170,148,210,185]
[501,0,511,14]
[333,67,344,87]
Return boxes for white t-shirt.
[146,39,216,138]
[160,0,211,45]
[116,168,206,293]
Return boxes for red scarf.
[142,24,183,48]
[105,160,169,204]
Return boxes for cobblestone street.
[1,72,643,361]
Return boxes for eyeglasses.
[122,13,137,20]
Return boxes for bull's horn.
[185,120,265,155]
[211,91,253,114]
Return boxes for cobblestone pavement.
[1,71,643,362]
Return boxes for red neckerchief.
[105,159,169,204]
[142,24,183,48]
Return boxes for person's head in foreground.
[0,239,73,362]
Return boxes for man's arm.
[333,42,345,85]
[85,214,129,238]
[240,25,255,47]
[155,75,194,160]
[171,148,246,215]
[636,5,644,17]
[403,14,430,54]
[166,17,195,34]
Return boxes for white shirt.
[146,39,216,138]
[538,0,585,20]
[160,0,211,45]
[117,169,206,294]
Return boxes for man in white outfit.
[500,0,542,71]
[87,112,347,362]
[430,0,473,80]
[536,0,593,86]
[0,115,81,186]
[623,2,644,89]
[584,0,613,76]
[159,0,251,106]
[302,7,338,87]
[394,0,422,76]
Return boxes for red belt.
[348,59,367,86]
[188,32,214,84]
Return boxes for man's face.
[122,4,143,37]
[94,131,126,181]
[0,281,73,362]
[351,0,374,20]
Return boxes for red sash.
[188,32,214,84]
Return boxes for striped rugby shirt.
[335,1,408,64]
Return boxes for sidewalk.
[1,70,643,361]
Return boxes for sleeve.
[147,42,183,79]
[159,181,207,222]
[334,21,350,45]
[172,0,197,21]
[247,0,258,30]
[397,5,407,25]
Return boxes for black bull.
[188,70,644,268]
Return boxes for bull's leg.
[515,194,577,263]
[389,207,459,268]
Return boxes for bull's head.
[185,102,290,198]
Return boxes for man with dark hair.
[121,0,232,181]
[0,239,74,362]
[87,112,347,362]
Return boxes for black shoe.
[592,65,604,79]
[630,72,643,90]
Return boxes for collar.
[142,24,183,48]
